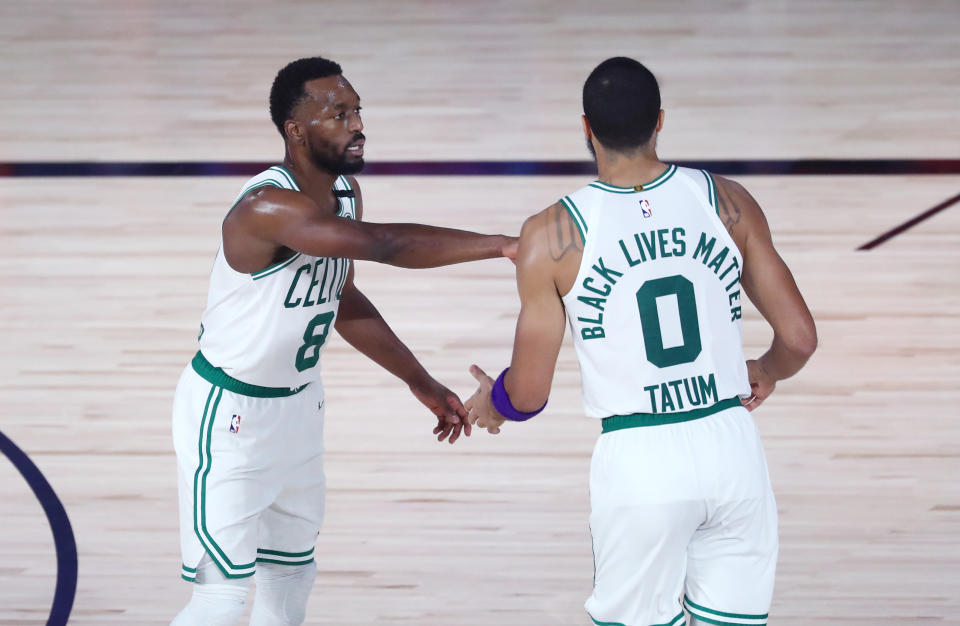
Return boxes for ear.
[581,115,592,141]
[656,109,665,133]
[284,119,304,145]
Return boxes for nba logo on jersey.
[639,199,653,218]
[230,414,241,434]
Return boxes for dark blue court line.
[0,158,959,177]
[0,430,77,626]
[858,190,960,250]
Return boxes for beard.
[307,133,365,175]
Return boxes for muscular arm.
[332,192,470,442]
[715,176,817,390]
[334,265,431,387]
[465,204,573,431]
[224,182,513,272]
[503,207,570,411]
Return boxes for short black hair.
[269,57,343,138]
[582,57,661,152]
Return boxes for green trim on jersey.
[255,547,316,566]
[683,596,768,624]
[181,564,197,582]
[588,612,684,626]
[601,397,741,432]
[589,164,677,193]
[251,252,303,280]
[191,351,309,398]
[270,165,300,191]
[340,175,357,218]
[238,179,283,197]
[701,169,719,216]
[560,196,588,243]
[192,385,257,579]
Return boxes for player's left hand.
[410,378,471,444]
[464,364,506,434]
[742,359,776,412]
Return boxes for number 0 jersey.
[560,165,751,419]
[197,166,356,389]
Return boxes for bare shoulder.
[517,202,583,294]
[712,174,771,247]
[346,175,364,220]
[227,185,311,225]
[522,201,584,263]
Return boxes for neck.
[282,145,339,205]
[595,145,666,188]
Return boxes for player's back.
[560,165,750,420]
[197,166,357,390]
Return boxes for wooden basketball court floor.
[1,1,958,624]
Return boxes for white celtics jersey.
[560,165,751,419]
[197,166,356,389]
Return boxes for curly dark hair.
[269,57,343,138]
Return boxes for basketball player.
[465,57,817,626]
[171,57,516,626]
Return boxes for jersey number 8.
[295,312,335,372]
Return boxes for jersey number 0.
[635,275,702,368]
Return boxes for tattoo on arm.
[715,180,742,235]
[545,203,584,261]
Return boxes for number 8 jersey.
[560,165,751,419]
[198,166,356,390]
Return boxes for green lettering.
[672,228,686,257]
[660,383,676,412]
[667,379,685,410]
[719,256,740,280]
[578,312,604,325]
[707,246,729,274]
[731,307,742,321]
[583,276,612,296]
[591,257,623,284]
[618,239,643,267]
[284,263,312,308]
[657,229,673,258]
[303,260,324,307]
[581,327,606,341]
[683,377,702,406]
[578,296,606,312]
[698,374,718,405]
[693,233,716,262]
[640,231,658,260]
[644,385,659,414]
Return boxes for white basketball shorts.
[172,352,325,582]
[585,399,777,626]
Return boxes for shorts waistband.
[601,397,742,433]
[191,351,309,398]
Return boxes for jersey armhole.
[699,170,719,216]
[559,196,587,243]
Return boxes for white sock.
[249,560,317,626]
[171,556,249,626]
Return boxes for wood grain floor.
[1,1,959,624]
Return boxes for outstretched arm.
[225,184,516,270]
[715,175,817,410]
[466,205,570,432]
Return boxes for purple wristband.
[491,367,547,422]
